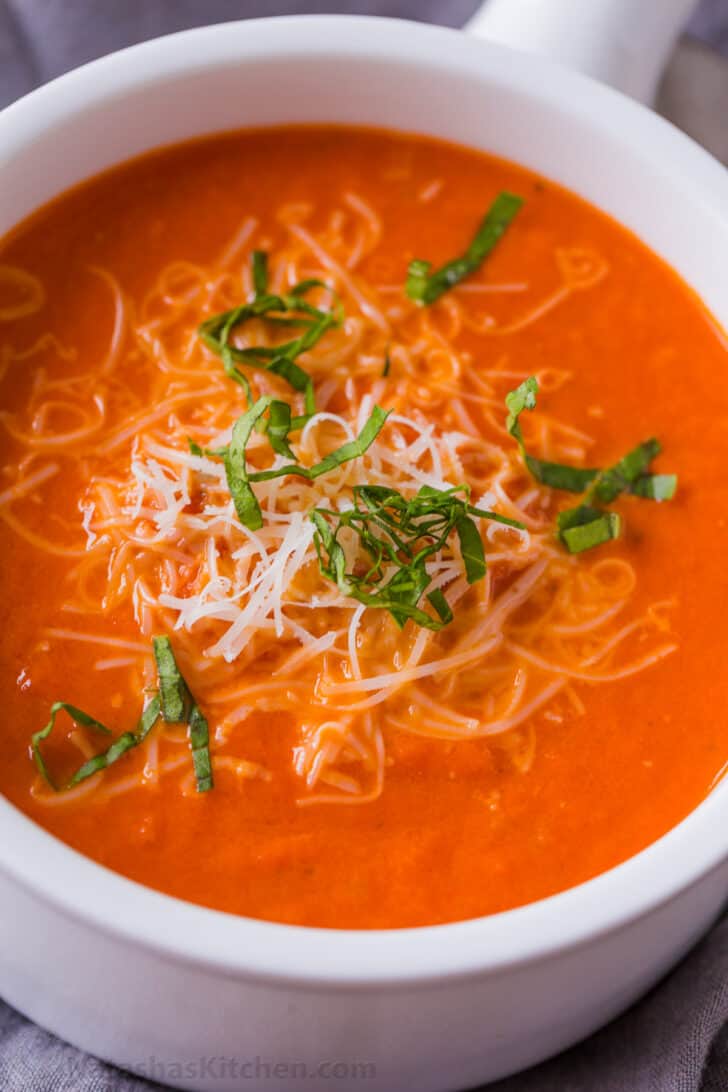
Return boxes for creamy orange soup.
[1,127,726,928]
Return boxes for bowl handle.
[465,0,698,103]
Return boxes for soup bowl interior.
[1,15,728,1091]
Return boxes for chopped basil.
[427,587,454,625]
[32,638,212,794]
[557,505,621,554]
[223,396,272,531]
[264,399,296,459]
[505,376,677,553]
[631,473,678,501]
[587,439,674,504]
[213,400,389,531]
[251,249,269,296]
[312,483,524,630]
[506,376,599,492]
[248,405,389,483]
[455,514,487,583]
[188,704,213,796]
[198,252,340,417]
[406,192,523,306]
[31,697,161,791]
[153,635,212,793]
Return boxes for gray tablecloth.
[2,2,728,1090]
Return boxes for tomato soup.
[0,127,726,928]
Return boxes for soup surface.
[1,127,726,929]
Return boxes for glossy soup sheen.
[1,127,727,929]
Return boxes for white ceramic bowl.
[1,11,727,1092]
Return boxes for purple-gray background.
[1,0,727,106]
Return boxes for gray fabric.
[690,0,728,55]
[1,1,728,1089]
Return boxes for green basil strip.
[188,705,213,794]
[32,703,111,789]
[224,396,272,530]
[32,698,161,792]
[153,635,213,793]
[251,249,268,296]
[229,343,317,415]
[187,438,227,458]
[455,515,487,583]
[557,505,621,554]
[248,405,389,484]
[311,508,349,589]
[69,697,162,787]
[506,376,599,493]
[290,277,329,297]
[405,260,432,305]
[526,459,598,493]
[467,505,527,529]
[264,399,296,459]
[382,564,432,629]
[630,473,678,501]
[271,308,339,361]
[505,375,538,436]
[588,438,661,504]
[221,346,253,401]
[406,191,524,306]
[153,634,190,722]
[427,587,454,625]
[266,356,315,418]
[337,578,445,632]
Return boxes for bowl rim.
[1,13,727,988]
